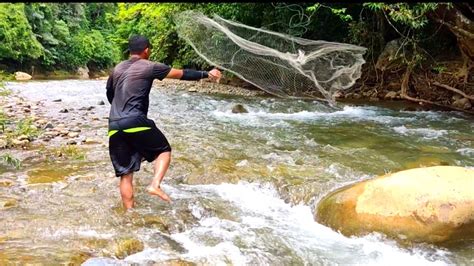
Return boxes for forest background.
[0,3,472,112]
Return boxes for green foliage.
[0,153,22,169]
[52,145,86,160]
[364,3,439,29]
[0,3,43,62]
[65,30,119,69]
[2,117,39,139]
[307,4,353,22]
[432,64,447,74]
[0,2,460,78]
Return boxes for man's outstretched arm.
[166,68,221,82]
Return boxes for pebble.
[84,138,98,144]
[17,134,29,141]
[70,127,81,133]
[12,139,28,146]
[67,140,77,145]
[59,109,68,113]
[0,139,7,148]
[0,180,13,187]
[36,119,47,125]
[44,123,54,129]
[67,132,79,138]
[97,100,105,105]
[53,99,62,102]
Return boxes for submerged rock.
[112,238,144,259]
[0,180,13,187]
[315,166,474,245]
[231,104,248,113]
[0,198,17,209]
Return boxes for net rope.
[174,11,367,103]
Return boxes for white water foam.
[120,182,452,265]
[393,126,449,139]
[211,105,415,126]
[456,148,474,156]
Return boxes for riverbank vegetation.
[0,3,472,112]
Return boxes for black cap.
[126,35,152,54]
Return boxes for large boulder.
[315,166,474,244]
[14,71,32,81]
[77,66,89,79]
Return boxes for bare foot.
[147,185,172,203]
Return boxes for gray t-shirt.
[106,58,171,122]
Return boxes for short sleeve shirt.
[108,58,171,121]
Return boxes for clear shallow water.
[1,80,473,265]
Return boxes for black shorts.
[108,116,171,177]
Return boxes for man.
[106,35,221,209]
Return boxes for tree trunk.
[430,4,474,82]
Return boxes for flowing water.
[1,80,473,265]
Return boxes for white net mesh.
[174,11,367,103]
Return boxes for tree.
[0,3,43,62]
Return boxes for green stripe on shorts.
[108,127,152,137]
[123,127,151,133]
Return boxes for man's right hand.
[208,68,222,83]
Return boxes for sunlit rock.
[14,72,32,81]
[315,166,474,244]
[77,66,89,79]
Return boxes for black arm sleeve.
[106,74,114,104]
[181,69,209,81]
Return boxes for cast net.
[174,10,367,103]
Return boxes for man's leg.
[120,173,134,209]
[147,151,172,202]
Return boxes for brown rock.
[113,238,144,259]
[231,104,248,113]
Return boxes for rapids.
[0,80,473,265]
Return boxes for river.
[1,80,473,265]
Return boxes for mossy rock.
[113,238,144,259]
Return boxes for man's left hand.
[208,68,222,83]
